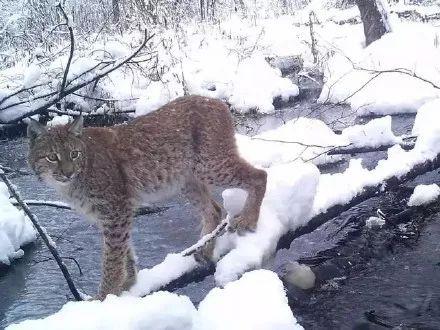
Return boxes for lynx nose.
[61,166,75,179]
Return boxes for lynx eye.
[70,150,80,160]
[46,153,58,163]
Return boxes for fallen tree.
[150,148,440,294]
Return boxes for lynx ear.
[27,118,47,141]
[68,115,83,137]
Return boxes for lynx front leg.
[97,219,133,300]
[122,245,137,291]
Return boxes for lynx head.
[27,116,86,186]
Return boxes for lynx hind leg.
[182,178,223,263]
[203,157,267,235]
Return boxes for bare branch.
[0,31,155,124]
[56,3,75,99]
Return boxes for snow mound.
[237,117,345,167]
[196,270,303,330]
[341,115,401,147]
[129,253,198,297]
[319,23,440,116]
[0,182,37,265]
[228,55,299,114]
[8,270,303,330]
[407,184,440,207]
[411,98,440,137]
[8,291,197,330]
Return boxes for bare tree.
[112,0,120,23]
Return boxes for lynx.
[27,95,267,300]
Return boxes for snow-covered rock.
[0,181,37,265]
[407,184,440,207]
[8,270,303,330]
[283,262,316,290]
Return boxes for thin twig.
[56,3,75,99]
[9,199,169,217]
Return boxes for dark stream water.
[1,103,438,329]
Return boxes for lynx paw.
[228,215,257,235]
[193,242,215,266]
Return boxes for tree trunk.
[200,0,205,20]
[356,0,391,46]
[112,0,120,24]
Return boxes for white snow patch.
[407,184,440,207]
[365,216,386,228]
[0,182,37,265]
[9,270,303,330]
[195,270,303,330]
[341,116,401,148]
[47,115,70,127]
[129,253,198,297]
[319,23,440,116]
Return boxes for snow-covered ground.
[0,179,36,265]
[7,270,303,330]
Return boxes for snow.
[318,22,440,116]
[407,184,440,207]
[47,115,70,127]
[9,270,303,330]
[227,55,299,114]
[129,253,198,297]
[0,182,37,265]
[236,117,346,167]
[313,101,440,215]
[365,216,386,228]
[341,115,401,148]
[22,64,42,88]
[195,270,303,330]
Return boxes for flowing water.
[1,103,438,329]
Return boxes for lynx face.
[27,117,86,186]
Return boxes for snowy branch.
[0,30,155,124]
[9,199,169,217]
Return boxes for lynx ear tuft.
[27,118,47,141]
[68,115,83,137]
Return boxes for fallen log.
[152,151,440,294]
[327,141,415,155]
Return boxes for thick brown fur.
[27,95,267,300]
